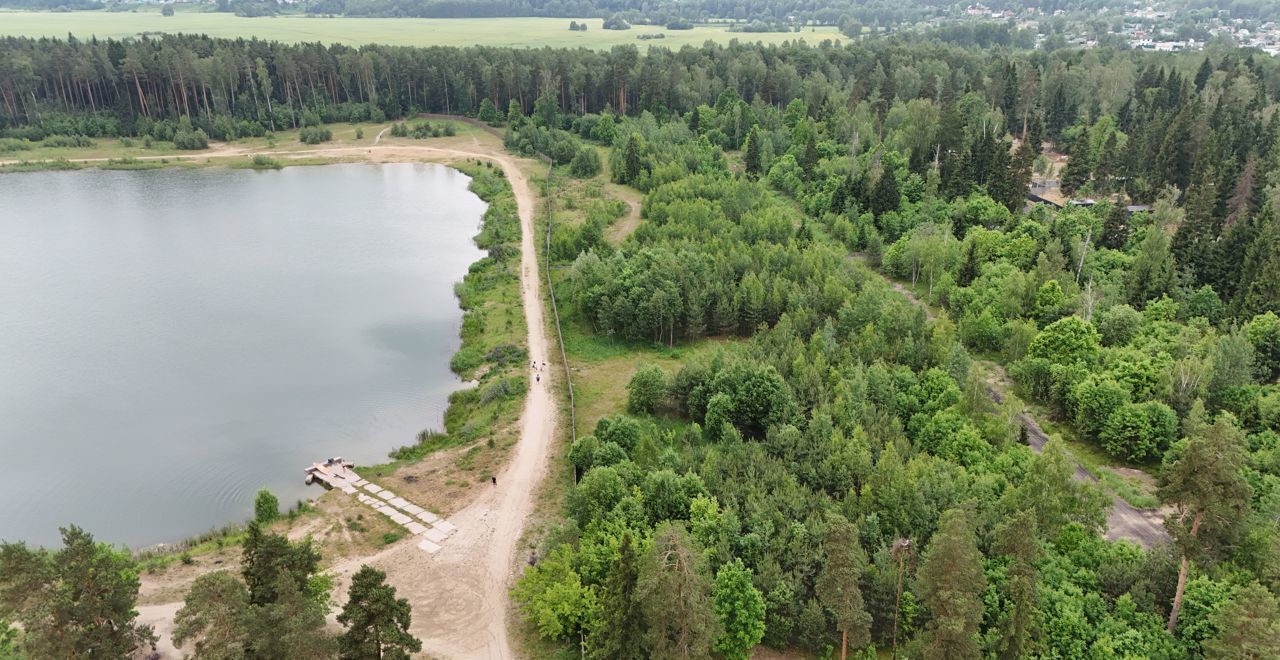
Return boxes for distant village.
[959,2,1280,55]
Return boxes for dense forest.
[3,27,1280,658]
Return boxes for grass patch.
[0,158,81,172]
[102,156,166,170]
[135,523,247,572]
[1098,470,1161,509]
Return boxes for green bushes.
[389,121,455,139]
[173,127,209,150]
[0,137,33,152]
[1101,401,1178,462]
[254,489,280,524]
[569,147,601,178]
[299,126,332,145]
[250,154,282,169]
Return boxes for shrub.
[254,489,279,524]
[627,364,668,414]
[1101,401,1177,462]
[569,148,601,178]
[299,126,332,145]
[0,138,33,152]
[173,128,209,150]
[251,154,282,169]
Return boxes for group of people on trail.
[532,360,546,383]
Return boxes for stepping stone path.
[311,465,458,555]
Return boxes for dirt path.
[851,254,1168,547]
[605,183,643,245]
[131,140,556,658]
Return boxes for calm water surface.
[0,163,486,547]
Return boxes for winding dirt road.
[130,140,556,658]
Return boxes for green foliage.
[570,147,602,178]
[0,526,157,658]
[299,126,333,144]
[1245,312,1280,382]
[1100,401,1177,462]
[637,522,716,659]
[1028,316,1101,366]
[1071,376,1131,443]
[712,559,765,660]
[173,571,251,659]
[254,488,280,524]
[626,363,667,415]
[240,522,322,608]
[816,514,872,655]
[1204,581,1280,658]
[917,509,986,659]
[585,532,645,659]
[173,127,209,150]
[477,98,503,125]
[337,566,421,660]
[514,544,598,639]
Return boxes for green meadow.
[0,9,841,49]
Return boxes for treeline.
[0,524,422,658]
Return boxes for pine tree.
[1060,126,1094,196]
[587,533,646,660]
[956,240,980,286]
[1233,204,1280,318]
[1159,413,1252,633]
[744,125,762,178]
[0,526,157,658]
[637,522,717,659]
[1173,162,1220,282]
[993,510,1039,660]
[1194,57,1214,92]
[1204,582,1280,659]
[870,169,900,217]
[337,566,421,660]
[241,522,321,607]
[173,571,251,659]
[506,99,524,127]
[1100,204,1130,250]
[917,509,986,660]
[816,514,872,660]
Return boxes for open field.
[0,10,841,49]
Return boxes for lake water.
[0,163,487,548]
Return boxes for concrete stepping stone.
[388,511,412,525]
[402,504,425,516]
[340,485,357,494]
[364,484,383,494]
[388,497,411,509]
[376,505,396,516]
[433,520,457,535]
[352,479,367,487]
[406,522,427,535]
[378,490,396,501]
[416,511,439,524]
[418,539,440,554]
[422,527,447,543]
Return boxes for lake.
[0,163,487,548]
